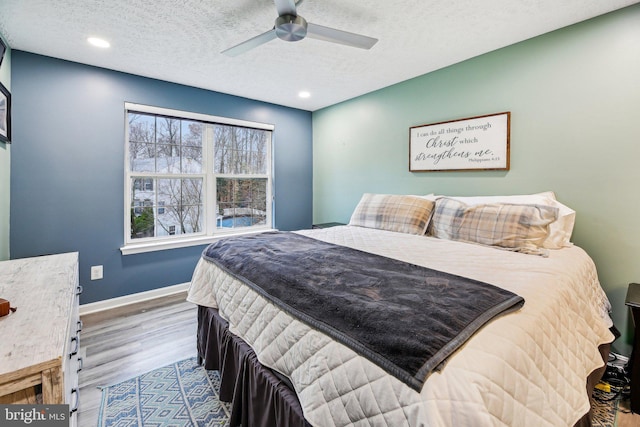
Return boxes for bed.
[187,193,615,427]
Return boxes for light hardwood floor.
[77,292,640,426]
[617,398,640,426]
[77,292,198,426]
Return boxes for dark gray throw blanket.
[202,231,524,391]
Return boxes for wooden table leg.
[41,366,64,404]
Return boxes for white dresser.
[0,252,82,426]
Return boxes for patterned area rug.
[592,387,619,427]
[98,357,230,426]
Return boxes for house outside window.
[124,103,273,252]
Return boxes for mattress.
[187,225,614,426]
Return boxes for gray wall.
[10,51,312,304]
[312,5,640,354]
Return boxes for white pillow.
[419,194,438,201]
[436,192,575,249]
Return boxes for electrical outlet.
[91,265,103,280]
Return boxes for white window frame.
[121,103,275,255]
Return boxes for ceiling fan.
[222,0,378,57]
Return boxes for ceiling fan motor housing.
[275,14,308,42]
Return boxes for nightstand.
[311,222,345,229]
[625,282,640,413]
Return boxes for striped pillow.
[429,198,558,256]
[349,194,435,235]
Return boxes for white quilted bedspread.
[187,226,614,427]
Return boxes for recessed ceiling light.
[298,91,311,98]
[88,37,110,48]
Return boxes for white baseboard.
[79,282,190,316]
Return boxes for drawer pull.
[77,356,84,373]
[69,334,80,358]
[76,319,83,333]
[76,285,83,296]
[69,388,79,414]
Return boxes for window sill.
[120,228,278,255]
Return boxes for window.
[124,103,273,253]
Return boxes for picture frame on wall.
[409,112,510,172]
[0,38,6,67]
[0,82,11,144]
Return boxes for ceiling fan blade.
[274,0,297,16]
[221,29,278,57]
[306,23,378,50]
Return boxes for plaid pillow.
[349,194,435,235]
[429,198,559,256]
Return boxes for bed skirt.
[197,305,311,427]
[197,305,610,427]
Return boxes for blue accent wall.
[10,51,312,304]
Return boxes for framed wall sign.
[409,112,510,172]
[0,82,11,144]
[0,38,6,67]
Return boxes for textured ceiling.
[0,0,638,111]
